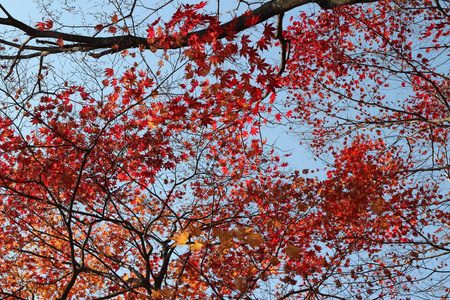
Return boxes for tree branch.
[0,0,378,59]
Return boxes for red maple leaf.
[35,19,53,31]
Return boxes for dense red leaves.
[281,1,450,298]
[1,0,449,299]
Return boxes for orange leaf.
[189,239,203,251]
[111,13,118,24]
[56,38,64,48]
[285,244,301,260]
[247,233,263,248]
[108,26,117,34]
[171,231,189,247]
[94,24,104,32]
[270,256,280,265]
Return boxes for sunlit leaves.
[171,230,190,247]
[189,239,204,251]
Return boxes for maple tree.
[0,0,449,299]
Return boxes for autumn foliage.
[0,0,449,299]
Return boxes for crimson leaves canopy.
[0,0,449,299]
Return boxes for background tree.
[0,0,449,299]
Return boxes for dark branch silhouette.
[0,0,377,59]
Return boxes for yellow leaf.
[156,26,163,37]
[171,230,189,247]
[189,239,203,251]
[148,119,158,129]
